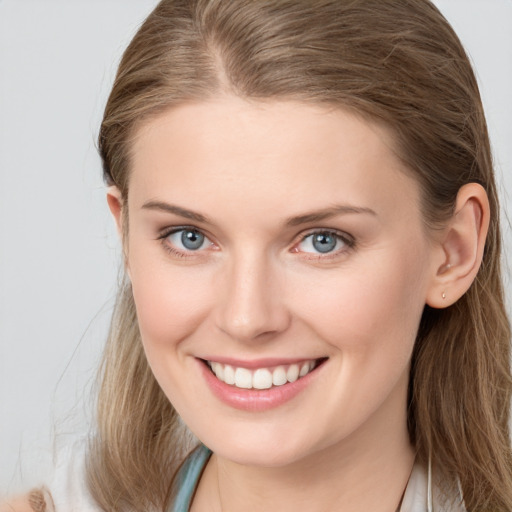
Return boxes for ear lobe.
[106,185,124,237]
[426,183,490,309]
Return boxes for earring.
[442,291,446,299]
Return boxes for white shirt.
[45,441,466,512]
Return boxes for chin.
[199,425,321,468]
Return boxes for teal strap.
[170,444,212,512]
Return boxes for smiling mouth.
[204,358,327,390]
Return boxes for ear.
[106,186,131,277]
[106,185,124,237]
[426,183,490,308]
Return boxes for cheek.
[128,249,212,350]
[293,242,429,358]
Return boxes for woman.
[4,0,511,510]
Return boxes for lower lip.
[198,359,325,412]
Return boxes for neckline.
[169,444,465,512]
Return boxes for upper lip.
[199,356,326,369]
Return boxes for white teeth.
[224,365,235,385]
[299,362,310,377]
[253,369,273,389]
[211,362,224,380]
[235,367,252,389]
[208,360,319,389]
[286,364,300,383]
[272,366,287,386]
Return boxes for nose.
[214,251,291,343]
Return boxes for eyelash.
[157,226,215,259]
[293,230,355,260]
[157,226,356,260]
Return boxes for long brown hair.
[87,1,512,510]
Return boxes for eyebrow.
[141,200,376,226]
[285,205,377,226]
[142,200,210,223]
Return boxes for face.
[119,96,438,468]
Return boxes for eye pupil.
[181,230,204,250]
[312,233,337,253]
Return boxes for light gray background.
[1,0,511,496]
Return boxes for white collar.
[400,459,466,512]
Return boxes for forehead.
[128,96,421,225]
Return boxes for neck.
[192,379,414,512]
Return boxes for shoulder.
[0,488,53,512]
[2,439,98,512]
[0,496,34,512]
[49,439,103,511]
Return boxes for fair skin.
[104,96,489,512]
[0,499,32,512]
[0,96,488,512]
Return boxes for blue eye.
[297,231,348,254]
[166,229,210,251]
